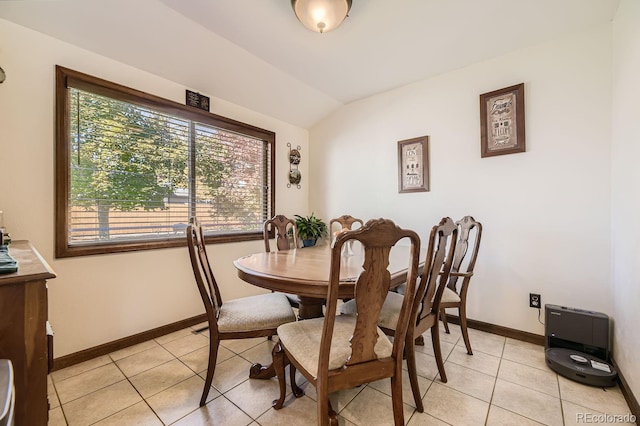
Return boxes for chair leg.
[459,305,473,355]
[391,364,406,425]
[289,360,304,397]
[328,400,339,426]
[440,308,450,334]
[200,335,220,406]
[317,382,330,426]
[272,342,287,410]
[405,335,424,412]
[431,324,447,383]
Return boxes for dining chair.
[439,216,482,355]
[329,214,364,233]
[263,214,299,252]
[329,215,363,298]
[263,214,301,308]
[272,219,421,425]
[340,217,457,412]
[187,219,297,406]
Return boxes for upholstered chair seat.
[441,287,461,304]
[277,315,392,378]
[343,283,459,328]
[217,292,297,333]
[271,219,421,425]
[389,282,460,303]
[339,217,458,413]
[340,292,404,331]
[187,219,297,407]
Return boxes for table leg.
[250,296,325,380]
[249,362,276,379]
[297,296,325,320]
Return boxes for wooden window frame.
[55,66,275,258]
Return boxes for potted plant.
[294,213,328,247]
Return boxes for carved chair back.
[187,219,222,335]
[413,217,458,335]
[446,216,482,294]
[329,215,364,233]
[263,215,299,252]
[322,218,420,370]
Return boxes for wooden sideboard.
[0,241,55,426]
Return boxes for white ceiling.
[0,0,620,128]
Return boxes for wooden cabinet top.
[0,241,56,286]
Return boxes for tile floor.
[47,323,635,425]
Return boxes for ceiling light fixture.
[291,0,352,34]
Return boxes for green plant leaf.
[294,213,328,241]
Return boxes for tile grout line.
[49,378,70,426]
[169,336,277,423]
[557,372,567,426]
[99,353,166,426]
[161,353,217,425]
[50,358,117,425]
[54,364,130,407]
[132,340,265,425]
[487,345,564,426]
[408,329,460,425]
[50,326,634,425]
[59,340,222,425]
[484,339,504,425]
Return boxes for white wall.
[309,24,613,336]
[0,19,309,357]
[612,0,640,399]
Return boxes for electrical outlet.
[529,293,541,308]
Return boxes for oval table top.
[234,243,419,299]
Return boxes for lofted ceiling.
[0,0,620,128]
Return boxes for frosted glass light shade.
[291,0,352,33]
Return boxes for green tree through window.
[56,66,274,257]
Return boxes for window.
[55,66,275,257]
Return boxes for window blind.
[57,66,274,257]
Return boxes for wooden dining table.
[234,242,422,379]
[234,243,421,319]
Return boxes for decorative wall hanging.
[185,90,210,111]
[287,143,301,188]
[398,136,429,193]
[480,83,526,158]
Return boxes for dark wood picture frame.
[480,83,525,158]
[398,136,429,193]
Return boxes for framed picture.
[398,136,429,193]
[480,83,525,158]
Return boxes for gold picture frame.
[480,83,525,158]
[398,136,429,193]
